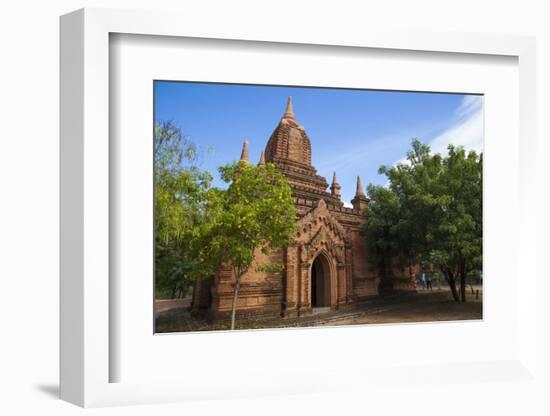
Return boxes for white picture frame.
[60,7,538,408]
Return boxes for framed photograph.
[60,8,537,408]
[152,82,484,334]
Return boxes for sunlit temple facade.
[192,97,415,321]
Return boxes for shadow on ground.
[155,287,482,333]
[34,384,59,399]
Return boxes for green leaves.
[154,120,296,312]
[154,120,198,171]
[199,161,297,330]
[154,122,215,297]
[255,263,286,273]
[362,139,483,299]
[206,161,297,273]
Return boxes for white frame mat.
[60,8,537,408]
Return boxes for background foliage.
[154,121,215,298]
[362,139,482,301]
[154,121,297,318]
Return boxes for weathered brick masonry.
[191,97,415,321]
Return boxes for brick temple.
[191,97,415,321]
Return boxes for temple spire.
[258,151,266,166]
[282,96,296,121]
[240,139,249,163]
[351,175,369,211]
[355,175,366,197]
[330,171,341,198]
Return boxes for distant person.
[426,275,433,291]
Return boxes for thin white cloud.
[312,95,484,196]
[428,95,484,156]
[455,94,482,118]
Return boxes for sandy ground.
[318,288,482,327]
[155,285,482,333]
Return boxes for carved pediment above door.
[295,199,348,246]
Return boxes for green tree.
[204,161,297,329]
[361,140,439,291]
[426,145,482,302]
[360,185,403,291]
[154,120,198,170]
[362,139,482,302]
[154,121,214,298]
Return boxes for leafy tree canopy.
[154,121,214,298]
[361,139,482,302]
[202,161,297,329]
[154,120,298,318]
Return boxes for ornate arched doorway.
[311,253,332,307]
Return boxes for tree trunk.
[459,261,467,302]
[444,270,460,302]
[449,279,460,302]
[460,273,467,302]
[230,272,242,330]
[408,258,414,287]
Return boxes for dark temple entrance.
[311,254,330,307]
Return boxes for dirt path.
[318,290,482,326]
[155,288,482,333]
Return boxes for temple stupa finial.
[351,175,369,211]
[282,96,296,121]
[240,138,249,162]
[355,176,366,197]
[331,171,341,198]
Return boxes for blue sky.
[155,81,483,206]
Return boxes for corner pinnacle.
[240,139,249,162]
